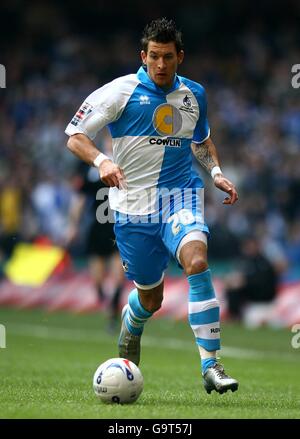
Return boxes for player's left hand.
[213,175,238,205]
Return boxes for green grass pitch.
[0,307,299,419]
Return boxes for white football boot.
[203,363,239,394]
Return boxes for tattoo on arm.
[191,138,218,173]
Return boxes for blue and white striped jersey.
[65,66,210,215]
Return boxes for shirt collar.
[137,65,181,94]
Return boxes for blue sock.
[188,269,221,352]
[125,289,153,336]
[201,357,217,374]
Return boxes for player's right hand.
[98,159,127,189]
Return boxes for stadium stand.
[0,0,299,326]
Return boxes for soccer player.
[65,18,239,394]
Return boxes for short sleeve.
[65,74,140,140]
[65,81,120,140]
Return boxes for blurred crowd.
[0,0,300,279]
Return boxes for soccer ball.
[93,358,143,404]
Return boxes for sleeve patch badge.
[71,102,93,126]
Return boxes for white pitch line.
[5,322,299,362]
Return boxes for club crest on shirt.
[179,95,194,113]
[71,102,93,126]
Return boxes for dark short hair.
[141,18,183,53]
